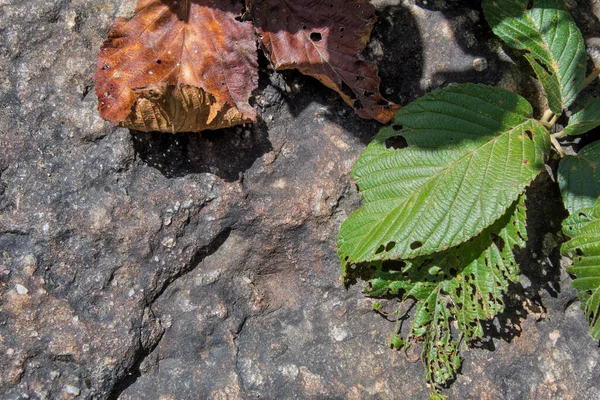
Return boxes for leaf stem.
[582,67,600,90]
[551,130,567,140]
[550,135,565,157]
[540,109,554,124]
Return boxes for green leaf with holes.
[363,196,526,388]
[561,198,600,339]
[338,84,549,274]
[558,141,600,215]
[482,0,586,114]
[563,98,600,136]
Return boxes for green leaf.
[364,196,527,388]
[563,98,600,136]
[338,84,549,270]
[558,141,600,215]
[561,198,600,339]
[482,0,587,114]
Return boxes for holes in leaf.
[375,244,385,254]
[392,124,402,131]
[410,241,423,250]
[524,130,533,140]
[575,248,584,256]
[381,260,406,272]
[101,64,110,70]
[340,81,357,101]
[302,24,307,30]
[355,75,365,81]
[526,0,534,10]
[578,212,588,219]
[537,60,554,76]
[489,233,505,251]
[354,99,363,110]
[310,32,322,42]
[385,241,396,252]
[384,136,407,150]
[364,90,375,98]
[156,59,162,64]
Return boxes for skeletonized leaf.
[338,84,549,269]
[558,141,600,215]
[563,98,600,136]
[95,0,258,132]
[561,199,600,339]
[249,0,398,123]
[364,196,526,388]
[482,0,586,114]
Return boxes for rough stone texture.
[0,0,599,399]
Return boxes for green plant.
[338,0,600,397]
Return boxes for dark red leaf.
[250,0,399,123]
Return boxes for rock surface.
[0,0,599,399]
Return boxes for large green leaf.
[561,198,600,339]
[364,196,527,388]
[338,84,549,270]
[558,141,600,214]
[563,98,600,136]
[482,0,587,114]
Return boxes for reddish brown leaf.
[249,0,398,123]
[95,0,258,132]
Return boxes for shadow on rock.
[130,120,272,182]
[477,171,571,349]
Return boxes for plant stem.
[550,135,565,157]
[541,109,554,124]
[582,67,600,90]
[551,130,567,140]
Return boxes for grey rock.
[0,1,599,400]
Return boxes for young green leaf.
[563,98,600,136]
[561,199,600,339]
[338,84,549,270]
[364,196,526,388]
[482,0,586,114]
[558,141,600,215]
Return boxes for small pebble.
[161,237,176,248]
[15,284,29,295]
[63,385,80,396]
[473,57,488,72]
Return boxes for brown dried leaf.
[95,0,258,133]
[250,0,398,123]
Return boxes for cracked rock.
[0,1,599,399]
